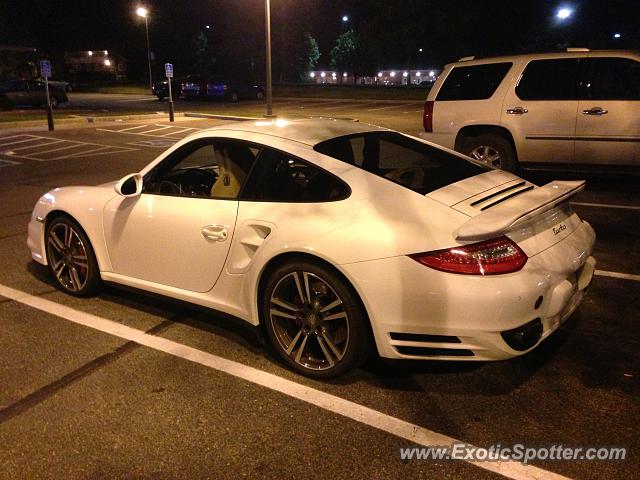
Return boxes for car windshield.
[314,131,489,195]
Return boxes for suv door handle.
[201,224,228,241]
[506,107,528,115]
[582,107,608,116]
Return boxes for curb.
[184,112,260,121]
[0,112,184,131]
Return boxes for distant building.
[64,50,127,81]
[307,68,441,86]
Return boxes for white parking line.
[0,135,136,162]
[140,126,173,134]
[367,103,419,112]
[595,270,640,282]
[571,202,640,211]
[0,282,571,480]
[116,125,150,132]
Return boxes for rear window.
[516,59,581,100]
[314,132,488,195]
[436,62,512,101]
[583,57,640,100]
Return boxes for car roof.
[447,49,640,67]
[203,118,390,146]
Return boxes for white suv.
[420,49,640,172]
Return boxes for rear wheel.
[230,92,239,102]
[49,96,59,108]
[256,91,264,100]
[45,216,101,296]
[461,134,517,172]
[262,260,368,379]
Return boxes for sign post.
[165,62,174,122]
[40,60,54,131]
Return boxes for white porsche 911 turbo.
[27,118,596,378]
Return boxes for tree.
[330,29,358,82]
[293,33,320,82]
[192,30,216,72]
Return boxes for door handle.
[506,106,528,115]
[582,107,608,116]
[201,224,228,242]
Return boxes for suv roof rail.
[566,48,590,52]
[458,55,475,62]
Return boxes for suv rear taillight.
[422,100,434,132]
[409,236,527,275]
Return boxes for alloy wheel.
[469,145,502,168]
[269,271,350,371]
[46,223,89,292]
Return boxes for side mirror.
[115,173,143,197]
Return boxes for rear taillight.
[409,236,527,275]
[422,100,434,132]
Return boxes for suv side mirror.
[115,173,143,197]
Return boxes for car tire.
[256,91,264,100]
[49,96,59,108]
[45,216,102,297]
[262,260,369,379]
[230,92,239,103]
[156,95,165,101]
[461,134,517,172]
[65,85,73,92]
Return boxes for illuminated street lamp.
[613,33,621,39]
[342,15,349,22]
[136,6,153,90]
[556,7,573,20]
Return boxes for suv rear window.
[436,62,512,101]
[314,132,488,195]
[516,58,581,100]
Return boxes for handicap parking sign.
[40,60,51,78]
[165,63,173,78]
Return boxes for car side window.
[143,139,258,199]
[582,57,640,101]
[241,148,349,202]
[516,59,582,100]
[436,62,512,101]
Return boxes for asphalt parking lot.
[0,106,638,479]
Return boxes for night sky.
[1,0,638,79]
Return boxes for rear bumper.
[340,220,596,361]
[418,132,456,150]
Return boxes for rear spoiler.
[454,180,585,242]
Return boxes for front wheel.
[461,134,517,172]
[262,260,369,379]
[45,216,101,296]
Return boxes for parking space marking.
[0,158,21,168]
[0,282,571,480]
[571,202,640,211]
[595,270,640,282]
[97,124,203,139]
[0,134,136,162]
[367,102,420,111]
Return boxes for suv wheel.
[461,134,517,172]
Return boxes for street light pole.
[264,0,273,117]
[137,7,153,90]
[144,15,152,90]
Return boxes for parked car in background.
[205,75,264,102]
[38,77,73,92]
[0,79,68,108]
[181,74,207,99]
[152,78,183,100]
[182,74,264,102]
[420,49,640,172]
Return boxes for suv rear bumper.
[418,132,455,150]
